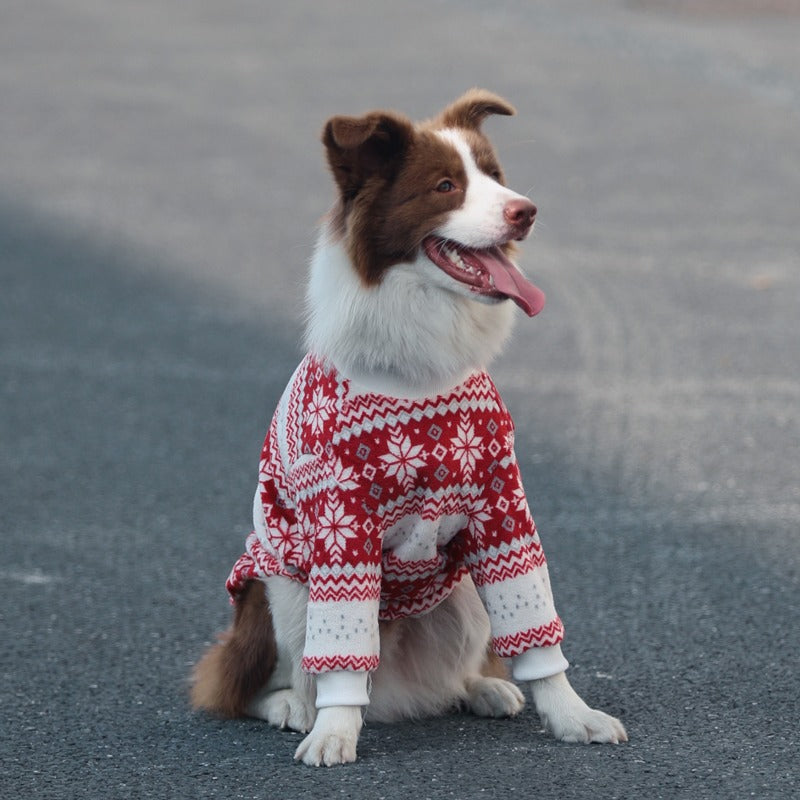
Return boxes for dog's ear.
[436,89,515,130]
[323,111,415,200]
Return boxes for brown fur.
[190,580,277,717]
[432,87,515,131]
[481,650,511,680]
[322,90,515,285]
[191,90,519,725]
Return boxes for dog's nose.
[503,198,537,231]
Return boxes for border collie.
[191,90,627,766]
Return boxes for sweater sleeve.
[297,457,383,683]
[463,418,566,671]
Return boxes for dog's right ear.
[323,111,415,200]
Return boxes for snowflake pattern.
[512,483,528,514]
[451,415,483,482]
[306,386,335,435]
[329,457,359,491]
[467,497,493,540]
[317,494,358,560]
[227,354,563,675]
[379,430,427,491]
[266,514,296,562]
[295,516,314,565]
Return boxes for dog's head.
[322,89,544,317]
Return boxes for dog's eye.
[435,179,456,193]
[491,170,502,182]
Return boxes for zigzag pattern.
[379,568,469,620]
[308,585,380,603]
[259,421,295,507]
[469,548,547,586]
[282,358,308,467]
[381,551,443,578]
[225,353,566,682]
[338,370,499,425]
[302,655,380,674]
[336,389,503,444]
[492,619,566,657]
[461,534,543,566]
[288,463,337,502]
[309,574,381,603]
[377,483,481,524]
[240,534,300,581]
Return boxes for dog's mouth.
[422,237,545,317]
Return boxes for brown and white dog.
[191,90,627,766]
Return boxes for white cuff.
[511,644,569,681]
[314,671,370,709]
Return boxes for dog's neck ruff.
[304,228,516,398]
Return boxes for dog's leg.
[245,576,316,732]
[464,652,525,718]
[248,687,316,733]
[529,671,627,743]
[465,675,526,718]
[294,706,363,767]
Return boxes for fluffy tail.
[190,579,277,717]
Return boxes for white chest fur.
[304,232,515,398]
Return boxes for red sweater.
[228,355,565,680]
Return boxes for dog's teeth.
[445,248,477,275]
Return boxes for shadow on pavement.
[1,201,796,798]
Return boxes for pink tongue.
[475,247,546,317]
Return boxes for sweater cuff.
[511,644,569,682]
[315,671,370,709]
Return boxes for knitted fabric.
[227,354,564,675]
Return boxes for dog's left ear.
[322,111,415,200]
[437,89,516,130]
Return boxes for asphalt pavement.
[2,1,798,798]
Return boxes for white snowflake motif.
[512,481,534,526]
[329,457,359,491]
[451,416,483,482]
[379,430,427,491]
[306,386,335,435]
[512,483,528,514]
[468,497,493,539]
[318,495,358,560]
[266,514,297,562]
[295,516,314,565]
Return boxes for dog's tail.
[190,579,277,717]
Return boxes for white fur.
[305,233,515,397]
[304,129,536,399]
[435,129,532,248]
[530,672,628,744]
[249,575,625,764]
[257,125,627,765]
[250,575,524,729]
[250,575,518,723]
[294,706,362,766]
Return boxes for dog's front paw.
[530,672,627,744]
[294,706,363,766]
[543,703,627,744]
[465,676,526,718]
[248,688,316,733]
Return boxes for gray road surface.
[2,1,798,798]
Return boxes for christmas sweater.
[227,354,567,702]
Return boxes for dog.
[191,89,627,766]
